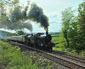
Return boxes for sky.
[20,0,83,33]
[0,0,83,33]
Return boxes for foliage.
[0,39,53,69]
[77,1,85,52]
[17,30,25,35]
[53,1,85,55]
[59,1,85,53]
[61,7,74,48]
[66,1,85,53]
[52,33,66,51]
[79,50,85,56]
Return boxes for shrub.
[0,39,53,69]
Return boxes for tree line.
[59,1,85,53]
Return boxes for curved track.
[10,41,85,69]
[52,51,85,64]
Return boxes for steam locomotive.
[7,32,55,51]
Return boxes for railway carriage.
[7,35,25,43]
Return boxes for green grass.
[52,34,85,56]
[52,36,59,43]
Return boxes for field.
[51,33,85,56]
[51,33,64,51]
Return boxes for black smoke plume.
[27,3,49,30]
[5,2,49,31]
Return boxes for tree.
[61,7,74,48]
[0,0,19,28]
[0,1,5,28]
[77,1,85,52]
[60,1,85,53]
[68,17,78,50]
[17,30,25,35]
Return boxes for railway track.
[52,51,85,64]
[10,41,85,69]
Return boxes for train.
[7,32,55,51]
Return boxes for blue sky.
[1,0,83,33]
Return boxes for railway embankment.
[10,41,85,69]
[0,39,69,69]
[0,39,55,69]
[10,41,69,69]
[1,39,84,69]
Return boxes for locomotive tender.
[7,32,55,51]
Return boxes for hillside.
[0,39,53,69]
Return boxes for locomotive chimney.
[46,27,48,36]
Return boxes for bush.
[79,51,85,56]
[0,39,53,69]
